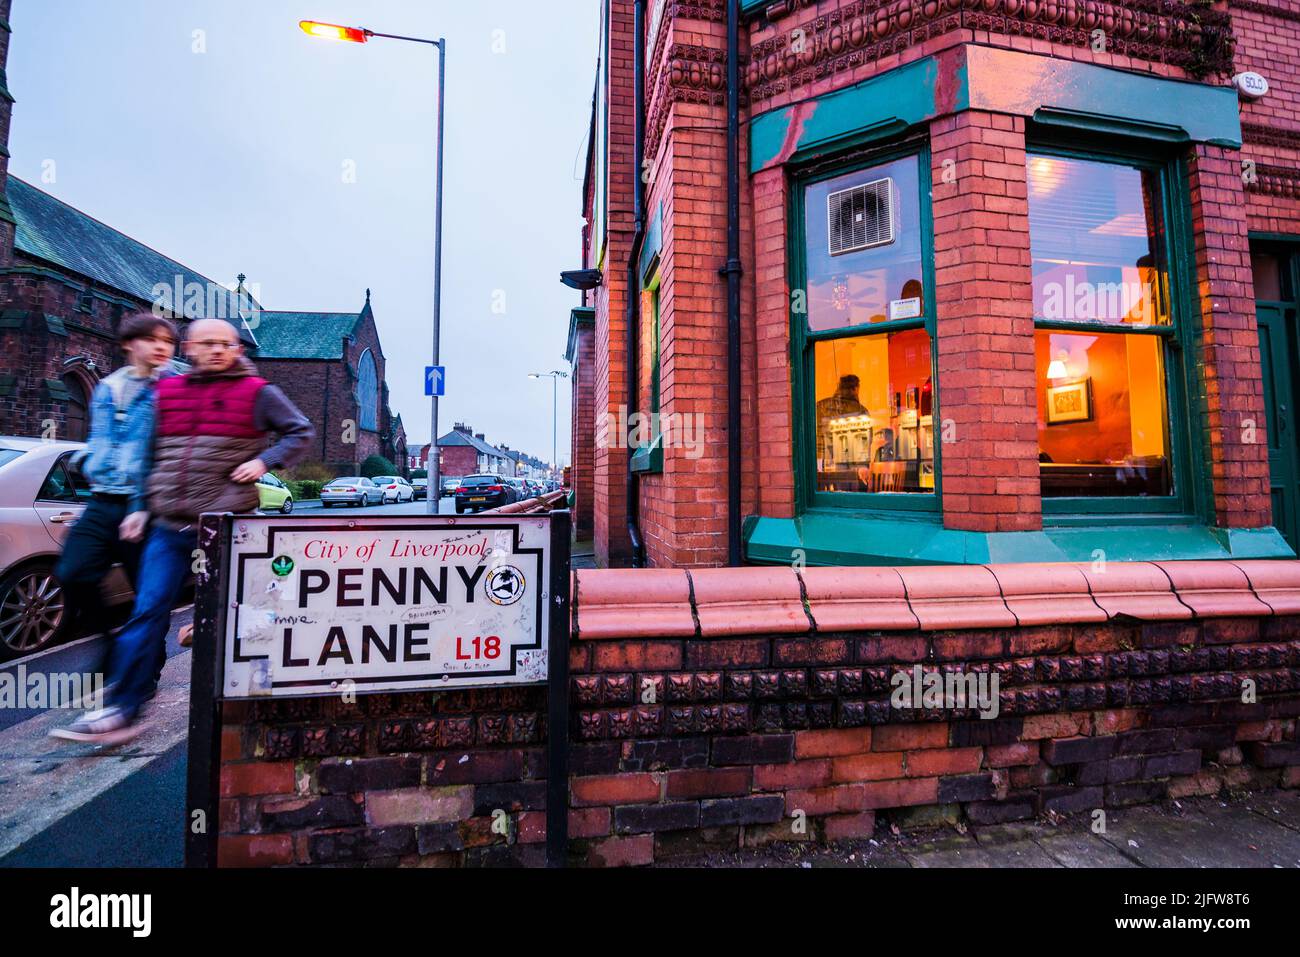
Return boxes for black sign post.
[185,512,231,869]
[546,509,571,868]
[184,510,572,869]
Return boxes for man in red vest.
[52,318,314,743]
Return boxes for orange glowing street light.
[301,17,447,515]
[298,20,369,43]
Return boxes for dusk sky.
[8,0,598,464]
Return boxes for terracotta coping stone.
[568,561,1300,640]
[800,566,919,631]
[1154,561,1273,618]
[573,569,696,639]
[985,563,1107,626]
[1230,560,1300,615]
[895,566,1018,630]
[689,566,810,636]
[1075,562,1192,621]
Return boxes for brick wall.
[929,110,1039,532]
[591,0,637,568]
[440,444,478,480]
[571,321,597,540]
[213,560,1300,867]
[0,270,128,438]
[1187,143,1273,528]
[1235,4,1300,244]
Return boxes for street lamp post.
[529,370,568,482]
[300,20,446,514]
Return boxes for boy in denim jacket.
[55,312,178,649]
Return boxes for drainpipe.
[625,0,648,567]
[721,0,743,566]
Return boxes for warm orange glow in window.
[813,328,934,494]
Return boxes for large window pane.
[814,328,934,494]
[803,155,923,332]
[1028,155,1169,326]
[1036,329,1172,497]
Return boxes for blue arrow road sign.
[425,366,445,396]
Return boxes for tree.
[410,468,428,479]
[360,454,399,478]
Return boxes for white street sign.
[221,514,551,697]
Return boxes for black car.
[454,474,514,513]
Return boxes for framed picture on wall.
[1045,378,1093,425]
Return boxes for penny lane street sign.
[224,515,552,696]
[186,511,572,869]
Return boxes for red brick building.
[568,0,1300,570]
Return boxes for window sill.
[630,436,663,474]
[743,511,1295,567]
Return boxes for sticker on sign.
[221,515,551,697]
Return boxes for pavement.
[658,790,1300,868]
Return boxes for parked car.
[440,476,460,498]
[256,472,294,513]
[372,475,414,504]
[505,478,529,502]
[454,474,514,513]
[411,478,428,500]
[320,476,384,508]
[0,437,132,659]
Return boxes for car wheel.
[455,504,465,514]
[281,496,294,514]
[0,562,68,661]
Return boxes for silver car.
[372,475,414,504]
[319,476,384,508]
[0,437,131,659]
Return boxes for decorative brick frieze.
[1248,163,1300,199]
[746,0,1235,104]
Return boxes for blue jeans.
[106,524,193,717]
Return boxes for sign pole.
[184,512,230,868]
[546,509,572,868]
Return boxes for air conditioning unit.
[827,177,894,256]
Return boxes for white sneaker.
[49,706,141,745]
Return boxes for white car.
[372,475,414,504]
[0,437,131,659]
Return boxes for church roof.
[8,174,225,304]
[7,175,374,362]
[251,310,366,360]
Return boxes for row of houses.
[409,423,554,481]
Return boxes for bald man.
[53,318,314,742]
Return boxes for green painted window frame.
[1027,142,1204,523]
[631,270,663,474]
[789,138,941,515]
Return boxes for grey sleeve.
[253,385,316,470]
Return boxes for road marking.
[0,650,192,860]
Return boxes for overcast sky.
[8,0,597,464]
